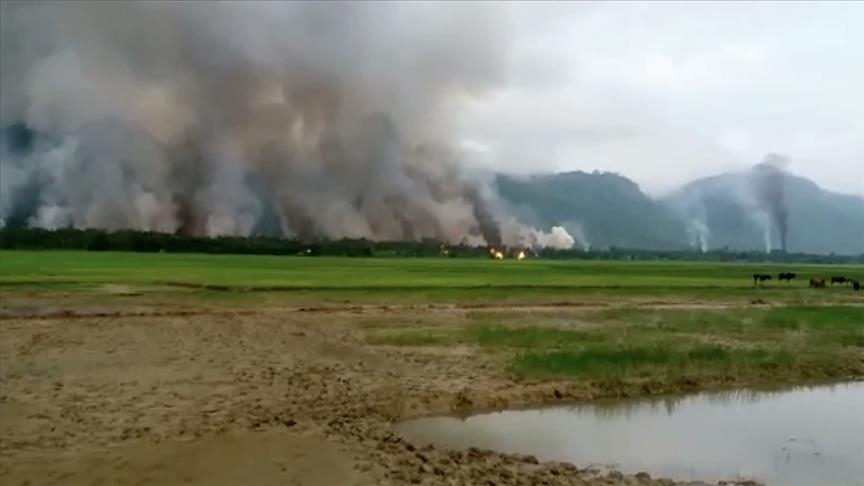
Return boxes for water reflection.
[396,382,864,486]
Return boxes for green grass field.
[2,249,862,392]
[1,250,862,290]
[365,305,864,383]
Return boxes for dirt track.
[1,303,781,486]
[7,297,862,322]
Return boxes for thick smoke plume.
[0,2,574,249]
[751,154,789,252]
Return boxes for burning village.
[1,3,862,486]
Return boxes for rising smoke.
[750,153,789,252]
[562,221,591,252]
[687,218,710,253]
[668,186,710,252]
[0,2,574,249]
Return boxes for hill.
[495,165,863,255]
[495,171,688,250]
[663,164,864,255]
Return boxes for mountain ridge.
[496,165,864,255]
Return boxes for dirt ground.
[0,293,814,486]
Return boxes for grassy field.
[2,249,862,386]
[1,249,862,486]
[1,250,862,290]
[365,304,864,385]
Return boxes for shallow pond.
[396,382,864,485]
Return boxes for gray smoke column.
[751,154,789,252]
[0,2,575,247]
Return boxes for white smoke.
[670,159,791,254]
[536,225,576,250]
[687,218,710,252]
[29,205,70,230]
[751,210,773,254]
[562,221,591,252]
[519,225,576,250]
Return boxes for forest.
[1,227,859,264]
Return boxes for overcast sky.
[455,1,863,196]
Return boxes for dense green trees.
[1,227,859,264]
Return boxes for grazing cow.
[753,274,772,286]
[830,276,848,285]
[809,278,826,288]
[852,280,861,291]
[778,272,796,284]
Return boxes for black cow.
[778,272,796,284]
[753,274,772,286]
[852,280,861,291]
[830,276,848,285]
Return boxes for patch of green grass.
[511,344,795,378]
[473,325,607,348]
[595,305,863,334]
[832,333,864,348]
[2,250,861,292]
[762,312,801,330]
[764,306,864,331]
[2,250,861,310]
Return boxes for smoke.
[687,219,710,253]
[751,153,789,252]
[752,210,773,254]
[0,2,564,247]
[667,185,710,253]
[520,225,575,250]
[562,221,590,252]
[532,226,575,250]
[684,195,709,252]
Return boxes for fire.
[489,248,504,260]
[517,250,525,261]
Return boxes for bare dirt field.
[1,283,862,486]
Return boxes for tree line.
[0,228,860,264]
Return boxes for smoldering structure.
[0,2,574,249]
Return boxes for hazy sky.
[456,1,864,196]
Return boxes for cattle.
[753,274,772,286]
[809,278,826,288]
[778,272,796,283]
[852,280,862,291]
[830,276,848,285]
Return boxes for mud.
[0,303,792,485]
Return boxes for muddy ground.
[1,291,850,486]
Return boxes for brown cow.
[809,278,826,288]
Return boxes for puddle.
[396,382,864,485]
